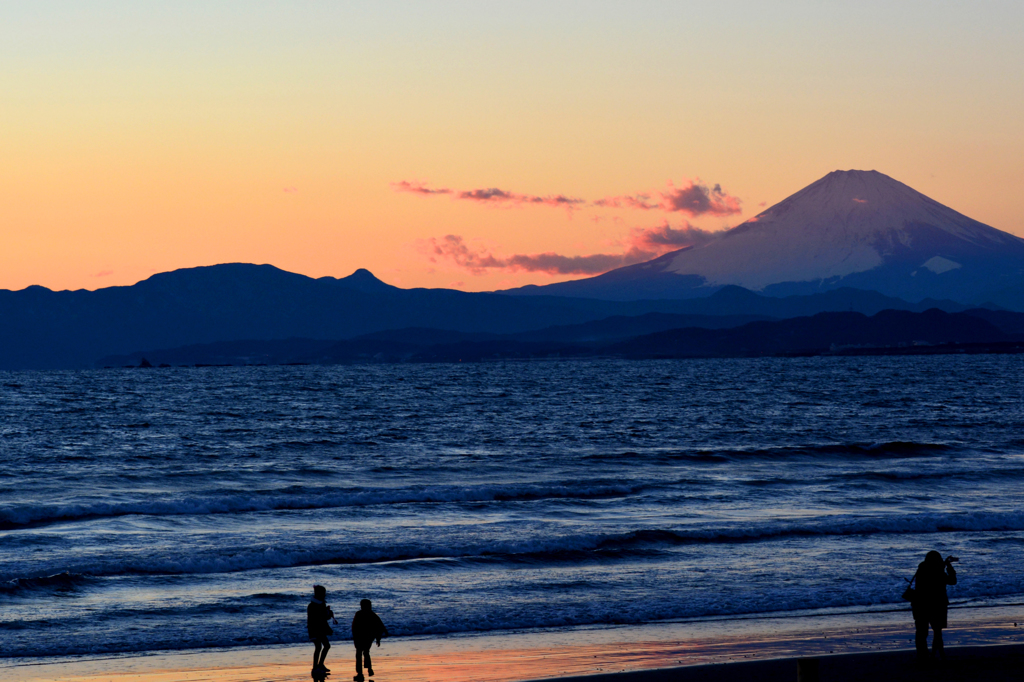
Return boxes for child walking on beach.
[307,585,338,676]
[351,599,389,681]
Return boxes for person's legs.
[363,647,373,675]
[317,639,331,668]
[914,619,930,659]
[932,627,944,659]
[355,646,364,674]
[313,640,323,669]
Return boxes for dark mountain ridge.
[2,263,980,370]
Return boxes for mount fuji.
[507,170,1024,305]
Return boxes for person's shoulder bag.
[902,571,918,602]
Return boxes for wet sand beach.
[549,644,1024,682]
[7,643,1022,682]
[6,605,1021,682]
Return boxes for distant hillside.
[96,313,770,367]
[0,264,739,370]
[2,263,980,370]
[100,307,1024,367]
[607,309,1013,358]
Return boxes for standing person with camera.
[909,550,958,662]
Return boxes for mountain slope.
[505,170,1024,304]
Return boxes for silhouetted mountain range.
[8,169,1024,369]
[1,263,990,370]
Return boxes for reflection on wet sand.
[8,606,1022,682]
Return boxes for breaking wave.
[0,572,92,597]
[6,510,1022,581]
[0,480,644,530]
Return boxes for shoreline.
[5,603,1021,682]
[539,644,1024,682]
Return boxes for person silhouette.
[307,585,337,677]
[910,551,957,662]
[351,599,389,681]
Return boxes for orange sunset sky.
[3,2,1023,293]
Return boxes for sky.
[2,1,1023,293]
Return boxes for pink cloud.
[452,242,645,274]
[629,222,718,250]
[393,178,740,215]
[92,270,114,277]
[423,221,721,276]
[574,180,742,216]
[283,186,299,193]
[530,194,589,209]
[391,180,453,196]
[660,180,741,216]
[456,187,587,209]
[853,197,868,204]
[458,187,515,202]
[593,193,660,210]
[393,181,585,208]
[421,236,504,275]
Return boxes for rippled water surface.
[2,357,1023,658]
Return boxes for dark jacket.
[307,600,334,640]
[352,609,388,648]
[912,560,956,606]
[911,560,956,625]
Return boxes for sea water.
[1,357,1022,659]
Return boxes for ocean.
[1,357,1023,660]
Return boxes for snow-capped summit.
[510,170,1024,304]
[665,169,1020,291]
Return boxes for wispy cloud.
[592,193,661,210]
[423,235,647,275]
[391,180,453,196]
[661,180,742,216]
[393,178,740,216]
[423,221,720,276]
[393,181,586,208]
[628,221,718,250]
[457,187,515,202]
[596,180,742,217]
[456,187,587,209]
